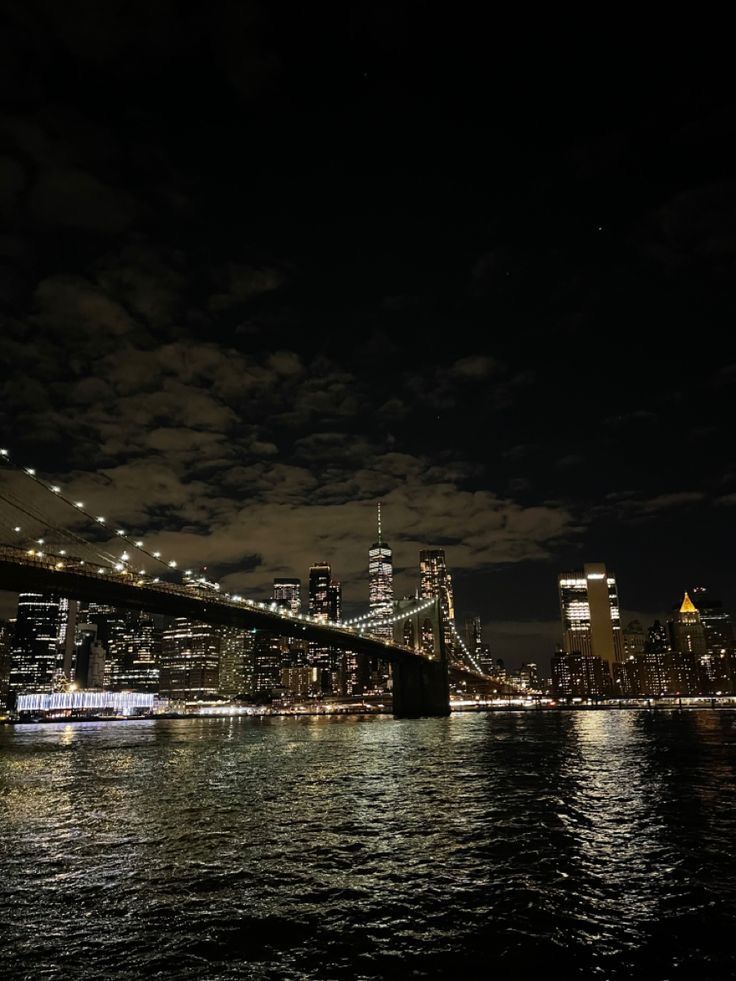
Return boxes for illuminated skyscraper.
[0,620,12,710]
[691,587,735,693]
[669,592,707,658]
[9,592,64,694]
[308,562,336,690]
[309,563,332,621]
[558,563,624,668]
[160,618,220,701]
[465,615,493,674]
[273,578,301,613]
[101,611,160,692]
[369,503,393,639]
[419,549,455,655]
[272,578,307,677]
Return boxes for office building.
[558,563,624,668]
[551,651,611,699]
[9,592,64,694]
[160,618,220,701]
[0,620,12,710]
[308,562,341,691]
[368,503,393,639]
[623,620,646,658]
[217,627,250,698]
[692,587,734,694]
[419,548,456,655]
[273,578,301,613]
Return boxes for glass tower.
[368,503,393,639]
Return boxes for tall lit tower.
[668,592,707,658]
[308,563,332,621]
[368,503,393,639]
[273,578,301,613]
[558,563,624,668]
[308,562,334,691]
[419,549,456,653]
[9,592,63,694]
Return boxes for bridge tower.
[391,596,450,717]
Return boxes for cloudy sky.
[1,6,735,666]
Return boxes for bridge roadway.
[0,546,428,664]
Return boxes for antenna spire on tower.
[377,501,382,544]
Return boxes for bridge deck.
[0,547,430,664]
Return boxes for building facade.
[419,549,456,656]
[558,563,624,669]
[9,592,64,695]
[160,618,221,701]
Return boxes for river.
[1,710,735,979]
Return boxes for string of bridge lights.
[340,595,436,628]
[0,447,213,587]
[448,621,483,674]
[1,448,453,644]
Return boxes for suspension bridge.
[0,448,495,717]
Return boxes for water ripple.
[1,710,735,979]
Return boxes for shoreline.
[4,698,736,725]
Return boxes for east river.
[1,710,735,979]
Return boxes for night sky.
[1,6,735,666]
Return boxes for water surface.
[1,710,735,979]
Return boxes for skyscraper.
[0,619,12,710]
[465,615,493,674]
[80,602,127,688]
[103,611,160,692]
[273,578,301,613]
[669,593,707,659]
[419,549,456,655]
[308,561,335,690]
[558,563,624,668]
[9,592,64,694]
[368,503,393,639]
[667,593,706,695]
[692,587,734,694]
[309,563,332,621]
[272,578,308,674]
[160,618,221,701]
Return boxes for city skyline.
[0,470,730,668]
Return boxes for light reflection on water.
[1,710,735,979]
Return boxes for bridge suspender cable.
[0,447,190,583]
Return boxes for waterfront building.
[9,591,64,694]
[160,618,221,701]
[0,619,12,710]
[551,650,611,699]
[280,665,320,699]
[15,690,157,717]
[558,564,624,674]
